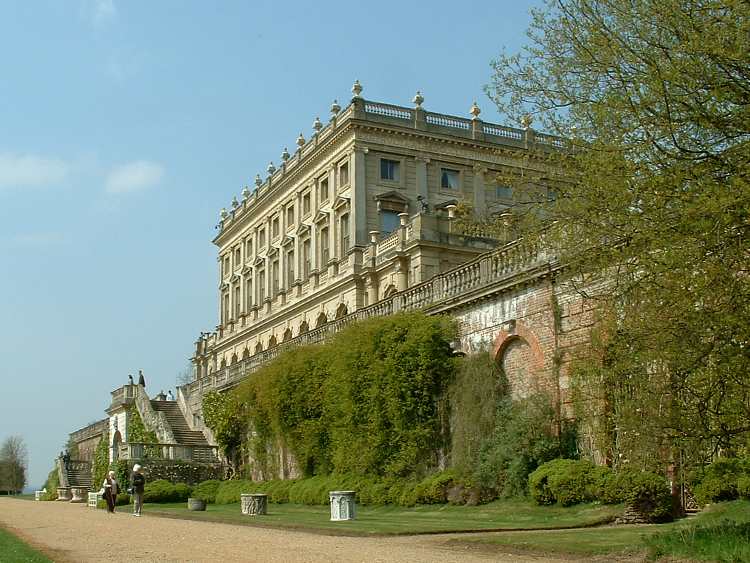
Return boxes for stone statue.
[138,370,145,387]
[128,374,134,385]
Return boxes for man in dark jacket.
[130,464,146,516]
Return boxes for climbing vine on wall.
[201,312,458,480]
[127,405,158,444]
[90,430,110,490]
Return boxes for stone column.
[351,148,368,247]
[395,257,408,291]
[473,165,487,217]
[415,155,429,203]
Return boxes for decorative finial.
[267,162,276,175]
[351,79,363,99]
[220,208,228,219]
[330,99,341,115]
[296,132,305,147]
[231,196,239,209]
[281,147,290,161]
[242,186,250,199]
[470,101,481,119]
[254,174,262,187]
[412,91,424,108]
[521,114,533,130]
[312,117,323,132]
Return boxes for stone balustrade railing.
[185,237,554,396]
[118,442,219,463]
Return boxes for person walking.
[130,464,146,517]
[101,470,119,513]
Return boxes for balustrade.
[118,442,219,463]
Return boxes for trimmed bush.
[615,469,672,522]
[215,479,254,504]
[142,479,192,503]
[192,480,221,504]
[412,470,456,504]
[529,459,595,506]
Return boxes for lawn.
[451,500,750,559]
[143,499,622,536]
[0,527,52,563]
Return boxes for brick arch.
[492,321,546,399]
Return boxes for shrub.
[621,471,673,522]
[143,479,191,503]
[41,468,59,501]
[412,470,456,504]
[215,479,254,504]
[693,458,750,505]
[191,480,221,504]
[529,459,595,506]
[738,476,750,500]
[586,465,615,502]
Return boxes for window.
[257,269,266,302]
[245,278,253,309]
[245,238,253,260]
[233,285,240,318]
[441,168,460,190]
[222,256,229,277]
[286,205,294,227]
[271,259,279,295]
[302,239,311,278]
[495,185,513,199]
[339,161,349,186]
[271,216,280,239]
[340,213,350,255]
[286,248,295,285]
[379,210,401,234]
[319,177,329,202]
[258,228,266,248]
[234,247,241,267]
[380,159,400,181]
[302,192,311,216]
[221,291,229,323]
[320,226,329,265]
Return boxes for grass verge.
[0,526,52,563]
[143,499,621,536]
[450,500,750,559]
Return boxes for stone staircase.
[150,401,208,446]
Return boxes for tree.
[486,0,750,468]
[0,436,28,494]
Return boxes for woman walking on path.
[130,464,146,517]
[102,470,119,513]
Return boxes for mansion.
[188,81,560,421]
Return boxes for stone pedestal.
[329,490,356,521]
[70,487,88,503]
[188,498,207,511]
[241,493,268,516]
[57,487,72,501]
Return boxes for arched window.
[315,312,328,328]
[254,342,263,355]
[335,303,348,319]
[282,328,293,342]
[268,335,278,348]
[298,320,309,335]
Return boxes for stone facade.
[183,82,562,432]
[69,419,108,462]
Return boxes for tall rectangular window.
[380,210,400,234]
[258,228,266,248]
[258,270,265,302]
[233,285,240,318]
[380,158,400,181]
[271,259,279,295]
[221,291,229,323]
[320,226,329,265]
[286,249,295,286]
[302,192,311,215]
[222,256,229,277]
[234,247,241,267]
[441,168,460,190]
[272,217,280,239]
[286,205,294,227]
[340,213,350,255]
[339,161,349,186]
[245,238,253,260]
[319,178,329,202]
[245,278,253,309]
[302,239,311,278]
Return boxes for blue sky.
[0,0,541,489]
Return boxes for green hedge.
[142,479,192,503]
[191,480,222,504]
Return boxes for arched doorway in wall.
[111,430,122,462]
[492,322,546,400]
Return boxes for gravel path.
[0,498,558,563]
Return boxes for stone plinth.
[70,487,88,503]
[56,487,72,501]
[241,493,268,516]
[329,490,356,521]
[188,498,206,511]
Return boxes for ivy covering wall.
[204,312,457,480]
[127,404,158,444]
